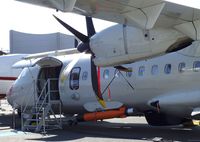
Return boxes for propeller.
[54,15,106,108]
[53,15,93,53]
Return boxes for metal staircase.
[21,79,62,132]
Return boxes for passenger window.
[126,67,133,77]
[164,64,171,74]
[178,62,186,73]
[193,61,200,72]
[138,66,145,76]
[151,65,159,75]
[82,71,88,80]
[103,69,109,79]
[70,67,81,90]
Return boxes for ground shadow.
[26,120,200,142]
[0,108,199,142]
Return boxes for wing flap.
[175,20,200,40]
[124,3,165,29]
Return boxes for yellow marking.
[193,120,200,126]
[98,99,106,108]
[60,73,66,83]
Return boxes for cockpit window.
[70,67,81,90]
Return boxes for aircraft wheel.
[68,119,78,126]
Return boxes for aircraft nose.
[7,85,14,106]
[7,82,23,109]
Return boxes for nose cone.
[6,82,21,108]
[6,67,39,109]
[6,85,14,106]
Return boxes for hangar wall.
[10,30,76,54]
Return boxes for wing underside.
[16,0,200,39]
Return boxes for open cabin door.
[36,57,62,100]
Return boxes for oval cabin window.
[70,67,81,90]
[164,64,171,74]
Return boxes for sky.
[1,0,200,52]
[165,0,200,9]
[0,0,115,52]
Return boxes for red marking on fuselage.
[97,66,103,100]
[108,87,111,100]
[0,77,17,81]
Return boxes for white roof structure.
[10,30,77,54]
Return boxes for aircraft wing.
[16,0,200,40]
[12,48,79,68]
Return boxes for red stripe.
[108,87,111,100]
[97,66,102,99]
[0,77,17,81]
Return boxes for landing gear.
[17,109,21,117]
[67,119,78,126]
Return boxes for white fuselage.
[7,42,200,120]
[0,54,26,98]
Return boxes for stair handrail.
[35,79,50,112]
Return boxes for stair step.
[26,118,41,122]
[37,102,49,105]
[31,109,44,113]
[24,124,38,129]
[22,113,33,119]
[31,111,42,114]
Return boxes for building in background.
[10,30,77,54]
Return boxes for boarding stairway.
[21,79,62,132]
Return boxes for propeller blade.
[85,16,105,107]
[77,42,90,52]
[53,15,89,43]
[91,58,106,108]
[86,17,96,38]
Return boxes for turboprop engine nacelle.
[90,24,192,67]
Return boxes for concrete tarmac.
[0,99,200,142]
